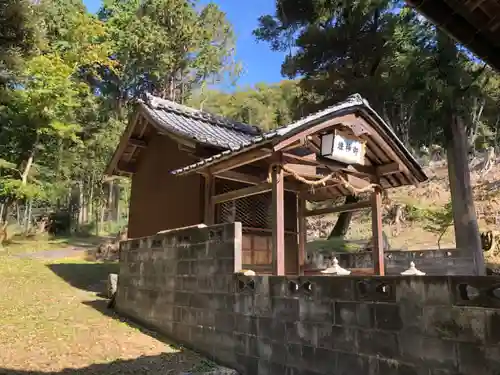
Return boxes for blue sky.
[83,0,286,89]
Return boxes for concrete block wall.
[116,223,500,375]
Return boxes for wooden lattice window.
[214,179,297,231]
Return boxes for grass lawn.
[0,240,214,374]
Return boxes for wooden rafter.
[304,200,371,217]
[128,138,147,148]
[214,170,263,185]
[212,183,273,205]
[117,161,136,174]
[207,148,272,175]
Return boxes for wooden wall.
[127,132,299,274]
[128,134,203,238]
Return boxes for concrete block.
[234,314,258,335]
[296,321,318,346]
[257,360,286,375]
[334,301,358,326]
[374,303,403,331]
[257,316,285,341]
[399,333,457,370]
[285,343,303,369]
[357,329,398,358]
[299,298,334,323]
[329,326,356,352]
[377,359,420,375]
[424,306,486,343]
[310,276,354,301]
[336,352,372,375]
[271,297,299,322]
[174,292,191,307]
[214,312,235,333]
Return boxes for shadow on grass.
[83,299,177,345]
[47,262,119,293]
[0,352,220,374]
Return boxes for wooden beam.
[376,162,401,176]
[215,170,262,185]
[271,163,285,276]
[203,174,215,225]
[104,111,140,176]
[345,174,374,190]
[283,152,318,166]
[273,114,358,152]
[128,137,147,148]
[117,161,136,174]
[297,195,306,276]
[371,187,384,276]
[213,170,301,193]
[208,148,272,175]
[280,138,306,152]
[304,200,371,217]
[212,183,272,205]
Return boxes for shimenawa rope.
[267,163,382,196]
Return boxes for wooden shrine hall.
[171,94,428,276]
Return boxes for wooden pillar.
[204,174,214,225]
[297,194,306,275]
[271,163,285,276]
[446,114,485,275]
[371,187,384,275]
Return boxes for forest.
[0,0,499,239]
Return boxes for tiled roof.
[170,93,427,184]
[170,94,369,175]
[142,94,261,150]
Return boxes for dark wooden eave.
[406,0,500,71]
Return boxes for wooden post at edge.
[298,195,306,275]
[204,174,214,225]
[371,187,384,275]
[272,163,285,276]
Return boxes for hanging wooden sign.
[320,130,366,165]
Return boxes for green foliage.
[0,0,238,236]
[189,80,300,130]
[0,0,39,81]
[306,237,363,254]
[254,0,500,149]
[405,204,430,222]
[423,202,454,248]
[98,0,238,105]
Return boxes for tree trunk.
[26,199,32,233]
[446,113,485,275]
[111,182,120,222]
[327,194,360,239]
[23,201,29,233]
[20,152,34,185]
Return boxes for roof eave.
[171,102,428,184]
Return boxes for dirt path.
[14,246,88,260]
[0,249,230,374]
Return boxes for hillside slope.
[307,157,500,254]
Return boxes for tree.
[254,1,497,268]
[189,80,300,130]
[96,0,238,116]
[0,0,38,84]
